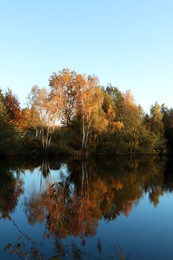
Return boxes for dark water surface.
[0,156,173,259]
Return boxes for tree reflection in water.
[0,163,24,219]
[1,156,173,259]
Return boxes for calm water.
[0,156,173,259]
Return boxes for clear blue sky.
[0,0,173,112]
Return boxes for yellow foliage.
[113,181,123,190]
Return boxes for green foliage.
[162,106,173,153]
[0,70,172,155]
[106,84,125,121]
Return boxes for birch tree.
[49,70,104,150]
[75,74,104,150]
[49,69,76,126]
[27,86,58,151]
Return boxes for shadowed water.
[0,156,173,259]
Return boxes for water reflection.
[0,156,173,259]
[0,162,24,219]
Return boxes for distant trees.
[103,86,164,155]
[1,68,173,155]
[106,86,168,155]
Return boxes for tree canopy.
[0,68,173,156]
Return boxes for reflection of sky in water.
[59,192,173,259]
[95,194,173,259]
[1,165,173,259]
[0,164,71,260]
[14,164,70,198]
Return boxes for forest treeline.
[0,68,173,156]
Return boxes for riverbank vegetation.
[0,68,173,156]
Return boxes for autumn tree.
[74,74,108,150]
[105,86,143,154]
[145,102,166,154]
[49,69,77,126]
[27,85,59,151]
[0,89,23,154]
[0,90,9,151]
[27,85,43,135]
[4,89,23,129]
[0,89,6,118]
[104,86,165,154]
[121,90,144,153]
[161,105,173,153]
[106,84,125,122]
[150,102,164,134]
[49,70,109,151]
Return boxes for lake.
[0,156,173,259]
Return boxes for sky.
[0,0,173,113]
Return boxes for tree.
[27,86,58,151]
[0,89,7,119]
[146,102,166,154]
[162,106,173,153]
[150,102,164,134]
[105,86,144,154]
[49,69,76,126]
[0,89,23,154]
[49,70,109,151]
[0,90,9,151]
[4,89,22,129]
[74,74,107,150]
[106,84,125,122]
[27,85,43,133]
